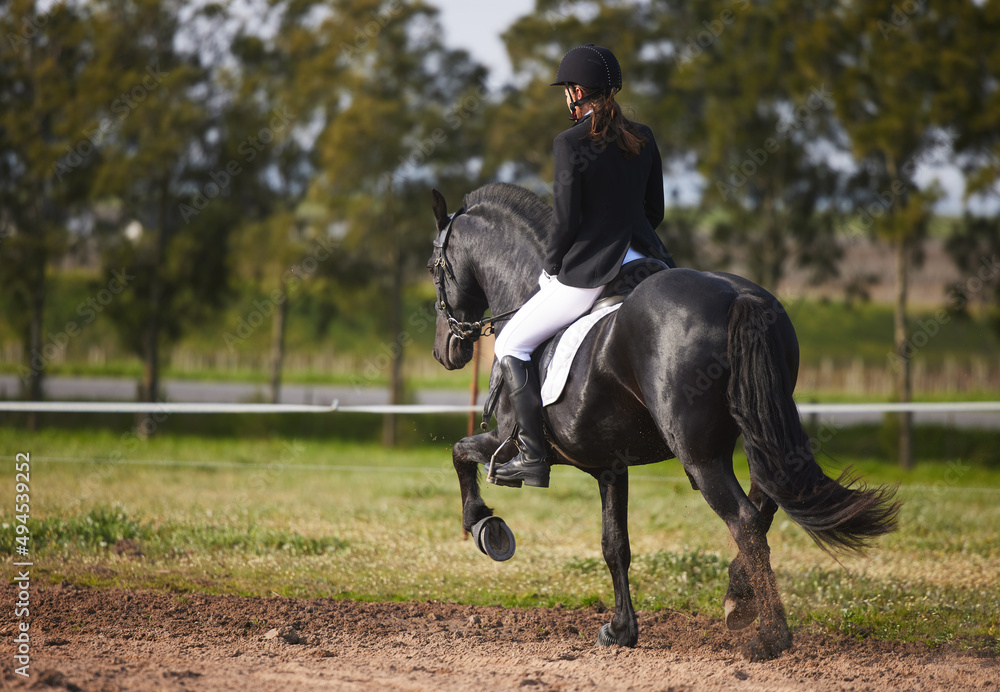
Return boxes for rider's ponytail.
[583,90,647,158]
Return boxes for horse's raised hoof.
[596,623,636,648]
[724,596,758,631]
[741,630,792,661]
[471,516,516,561]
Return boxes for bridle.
[431,207,520,343]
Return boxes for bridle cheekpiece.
[431,207,518,343]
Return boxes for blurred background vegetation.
[1,0,999,461]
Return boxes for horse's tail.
[725,293,901,554]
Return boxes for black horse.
[428,182,899,661]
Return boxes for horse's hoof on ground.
[596,624,618,647]
[471,516,516,561]
[741,632,792,661]
[596,623,636,648]
[724,597,757,631]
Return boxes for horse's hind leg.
[595,469,638,647]
[724,481,779,631]
[683,459,791,661]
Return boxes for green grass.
[10,505,346,556]
[2,428,998,653]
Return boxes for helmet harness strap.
[567,89,596,120]
[566,86,617,121]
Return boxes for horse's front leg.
[595,468,638,647]
[454,429,521,562]
[452,430,501,532]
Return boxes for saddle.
[481,257,670,429]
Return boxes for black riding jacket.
[545,114,672,288]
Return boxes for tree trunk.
[137,185,170,436]
[24,228,46,431]
[382,236,404,446]
[269,275,290,404]
[143,228,166,404]
[885,152,914,471]
[893,235,914,470]
[381,183,402,446]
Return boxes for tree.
[221,0,396,405]
[85,0,240,408]
[0,0,92,425]
[944,0,1000,327]
[805,0,991,468]
[307,0,487,443]
[662,0,846,287]
[945,215,1000,324]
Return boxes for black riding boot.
[493,355,550,488]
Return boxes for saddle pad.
[540,302,623,407]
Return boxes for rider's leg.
[491,248,646,486]
[495,354,548,486]
[492,277,602,486]
[493,277,603,359]
[494,244,644,361]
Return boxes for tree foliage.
[0,0,93,404]
[79,0,241,401]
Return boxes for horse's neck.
[462,206,546,319]
[481,249,541,318]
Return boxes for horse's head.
[428,189,488,370]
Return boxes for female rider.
[491,44,675,488]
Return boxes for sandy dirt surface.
[3,583,997,691]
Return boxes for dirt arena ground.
[3,583,997,691]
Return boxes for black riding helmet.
[551,44,623,93]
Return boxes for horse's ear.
[431,189,449,232]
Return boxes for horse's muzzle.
[434,333,473,370]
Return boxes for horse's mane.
[462,182,551,247]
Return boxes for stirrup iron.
[487,425,522,487]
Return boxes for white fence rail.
[0,400,999,415]
[0,401,473,414]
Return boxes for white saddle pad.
[540,303,623,407]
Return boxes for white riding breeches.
[493,246,646,362]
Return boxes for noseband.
[432,207,519,343]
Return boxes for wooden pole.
[462,341,481,542]
[467,341,480,437]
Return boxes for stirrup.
[488,429,550,489]
[486,426,523,487]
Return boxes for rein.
[432,207,521,343]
